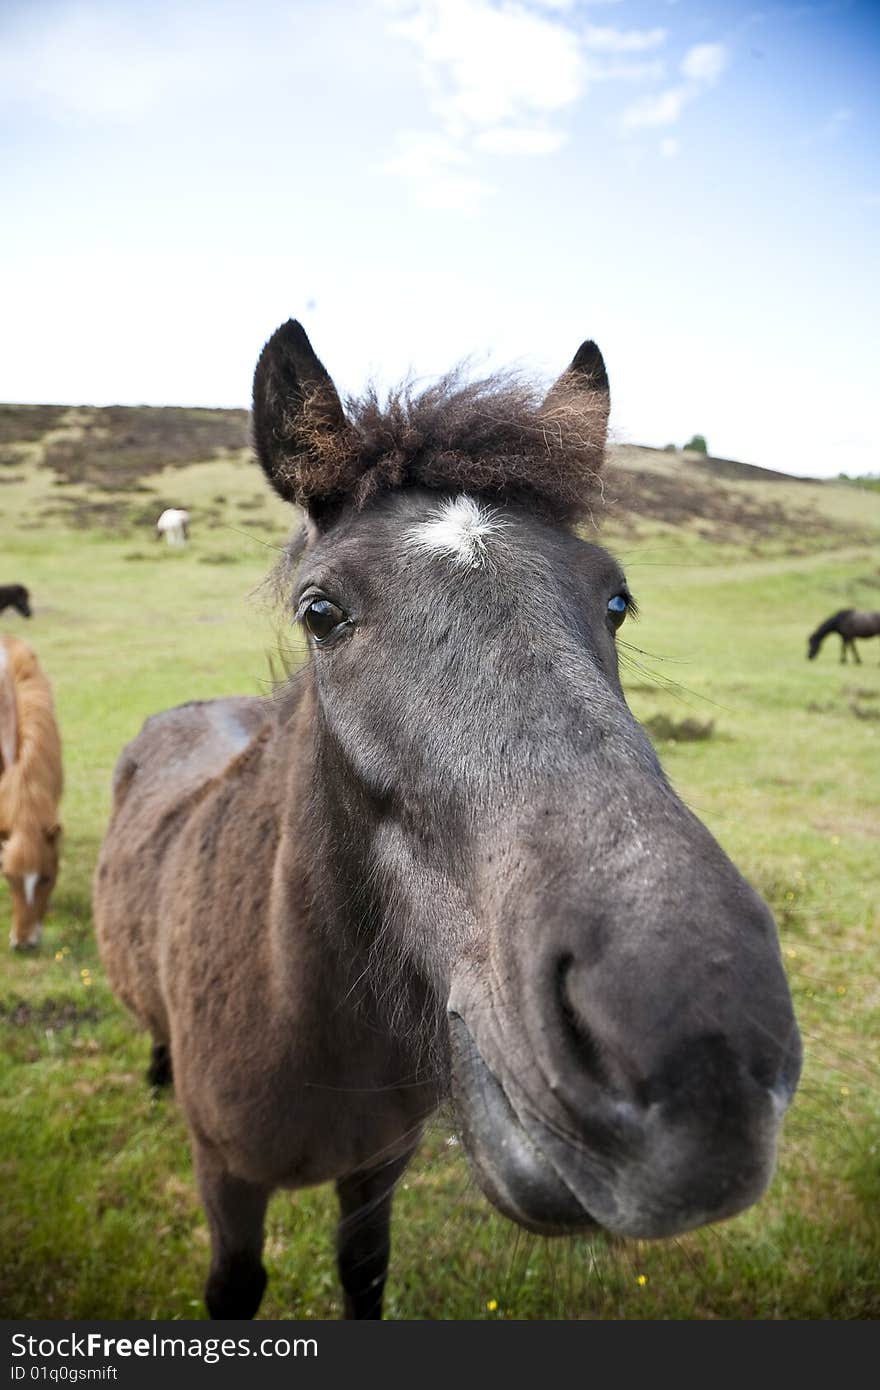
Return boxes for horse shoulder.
[109,696,271,809]
[94,697,278,1029]
[98,694,277,951]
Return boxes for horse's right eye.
[303,599,348,642]
[607,593,630,628]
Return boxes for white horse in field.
[156,508,190,547]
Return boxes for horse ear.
[251,320,347,507]
[542,340,610,442]
[567,340,608,394]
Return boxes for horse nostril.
[751,1030,802,1104]
[556,955,609,1089]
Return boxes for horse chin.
[447,1011,600,1236]
[9,916,43,951]
[448,1007,786,1243]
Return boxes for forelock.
[266,368,608,523]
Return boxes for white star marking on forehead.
[407,495,504,570]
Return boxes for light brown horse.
[0,635,63,949]
[94,320,801,1320]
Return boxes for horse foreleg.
[195,1142,270,1319]
[852,641,861,664]
[335,1147,416,1320]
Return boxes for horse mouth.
[447,1010,600,1236]
[448,1008,788,1241]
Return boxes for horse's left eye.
[607,594,629,627]
[304,599,348,642]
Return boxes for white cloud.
[380,130,491,209]
[387,0,584,129]
[660,136,679,157]
[583,25,666,53]
[586,57,666,83]
[381,0,587,206]
[530,0,630,9]
[620,39,728,136]
[380,2,678,204]
[680,42,727,85]
[474,126,567,155]
[621,86,687,131]
[381,131,471,177]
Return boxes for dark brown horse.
[93,320,802,1320]
[807,609,880,662]
[0,585,31,619]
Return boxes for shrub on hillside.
[837,472,880,493]
[684,434,708,454]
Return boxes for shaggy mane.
[271,367,608,523]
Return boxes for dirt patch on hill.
[0,404,68,447]
[1,403,250,490]
[601,458,875,548]
[38,496,134,529]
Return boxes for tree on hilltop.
[684,434,708,454]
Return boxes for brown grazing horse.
[0,635,63,949]
[93,320,802,1320]
[807,608,880,663]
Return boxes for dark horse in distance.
[0,585,31,619]
[807,608,880,663]
[94,320,802,1320]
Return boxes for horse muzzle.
[447,1010,599,1235]
[447,996,800,1241]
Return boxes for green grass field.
[1,428,879,1320]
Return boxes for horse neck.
[267,685,381,986]
[0,642,18,776]
[811,612,847,644]
[278,688,447,1084]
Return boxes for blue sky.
[1,0,878,476]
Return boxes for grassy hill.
[603,442,880,558]
[1,403,878,1320]
[2,400,878,553]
